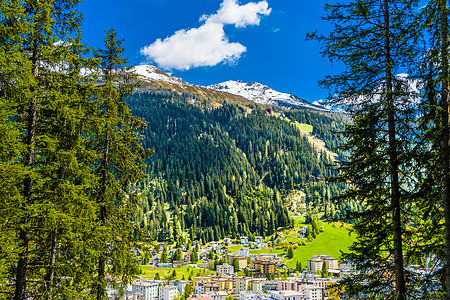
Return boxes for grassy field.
[249,247,287,255]
[295,123,313,133]
[140,265,216,280]
[286,222,355,269]
[226,245,243,253]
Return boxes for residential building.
[253,257,277,275]
[270,291,304,300]
[132,278,162,300]
[159,285,179,300]
[297,285,323,300]
[240,236,249,245]
[254,236,264,244]
[249,280,263,292]
[217,263,234,275]
[217,277,234,291]
[169,280,191,296]
[240,292,271,300]
[188,296,213,300]
[204,282,220,293]
[223,238,232,246]
[278,280,298,291]
[307,255,338,273]
[262,280,279,292]
[226,254,248,270]
[206,291,228,300]
[234,276,251,294]
[237,248,250,257]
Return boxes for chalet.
[237,248,249,257]
[240,236,249,245]
[254,236,264,244]
[223,238,232,246]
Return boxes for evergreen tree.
[0,1,104,298]
[91,28,148,299]
[161,247,168,263]
[310,0,421,298]
[287,246,294,259]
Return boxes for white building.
[223,238,232,245]
[159,285,179,300]
[206,291,228,300]
[240,236,249,245]
[270,291,304,300]
[297,285,323,300]
[255,236,264,244]
[132,278,162,300]
[240,292,270,300]
[237,248,250,257]
[217,263,234,275]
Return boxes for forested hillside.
[127,90,350,244]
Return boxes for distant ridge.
[132,64,331,112]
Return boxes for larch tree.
[0,0,102,299]
[309,0,421,299]
[91,28,148,300]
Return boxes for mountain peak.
[207,80,330,112]
[132,64,188,85]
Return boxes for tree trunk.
[383,1,406,299]
[45,231,57,300]
[14,96,37,300]
[440,1,450,299]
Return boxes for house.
[307,255,339,273]
[237,248,249,257]
[257,243,268,250]
[254,236,264,244]
[217,263,234,275]
[270,291,304,300]
[132,277,162,300]
[205,291,228,300]
[226,254,248,270]
[239,292,271,300]
[200,251,209,260]
[298,226,307,238]
[223,238,232,246]
[188,296,213,300]
[173,260,186,268]
[159,285,179,300]
[240,236,249,245]
[234,276,251,294]
[297,285,323,300]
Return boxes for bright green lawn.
[295,123,313,133]
[140,265,216,280]
[286,222,355,269]
[226,245,242,253]
[249,247,287,255]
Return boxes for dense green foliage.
[312,0,449,299]
[0,1,146,299]
[127,91,347,243]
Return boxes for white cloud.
[140,0,271,70]
[141,23,246,70]
[201,0,271,28]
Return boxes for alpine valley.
[128,65,356,244]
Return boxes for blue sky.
[79,0,339,102]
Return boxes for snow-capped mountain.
[207,80,330,111]
[132,64,330,111]
[132,65,189,86]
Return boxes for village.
[106,234,356,300]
